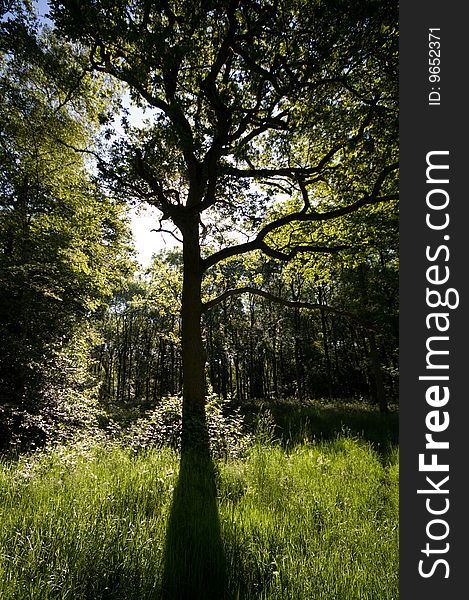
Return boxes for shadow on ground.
[160,449,227,599]
[241,399,399,460]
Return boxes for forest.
[0,1,399,598]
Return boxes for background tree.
[0,5,132,448]
[95,251,183,415]
[50,0,398,450]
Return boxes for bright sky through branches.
[115,96,179,267]
[129,204,179,268]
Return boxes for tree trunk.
[293,307,304,401]
[180,217,208,453]
[318,286,334,400]
[368,332,388,413]
[271,323,278,400]
[158,338,166,397]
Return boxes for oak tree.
[50,0,398,450]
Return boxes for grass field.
[0,405,398,599]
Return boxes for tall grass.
[0,435,398,599]
[219,438,398,599]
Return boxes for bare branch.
[151,223,183,244]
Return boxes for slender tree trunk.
[293,308,304,401]
[248,299,255,398]
[272,323,278,399]
[318,286,334,399]
[145,331,152,405]
[180,217,208,453]
[170,342,175,395]
[127,313,133,404]
[235,358,241,401]
[208,320,216,393]
[121,315,128,404]
[158,339,166,397]
[368,332,388,413]
[279,337,284,399]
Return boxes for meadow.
[0,404,398,599]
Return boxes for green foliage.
[48,0,397,251]
[0,9,133,449]
[0,324,108,452]
[94,253,183,410]
[120,394,254,459]
[202,253,398,404]
[94,245,397,412]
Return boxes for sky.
[129,205,179,268]
[35,0,52,25]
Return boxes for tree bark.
[180,216,208,453]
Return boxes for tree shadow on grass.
[161,447,227,599]
[242,399,399,461]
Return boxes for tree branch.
[257,241,352,262]
[202,286,377,331]
[202,160,398,271]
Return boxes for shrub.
[123,395,253,458]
